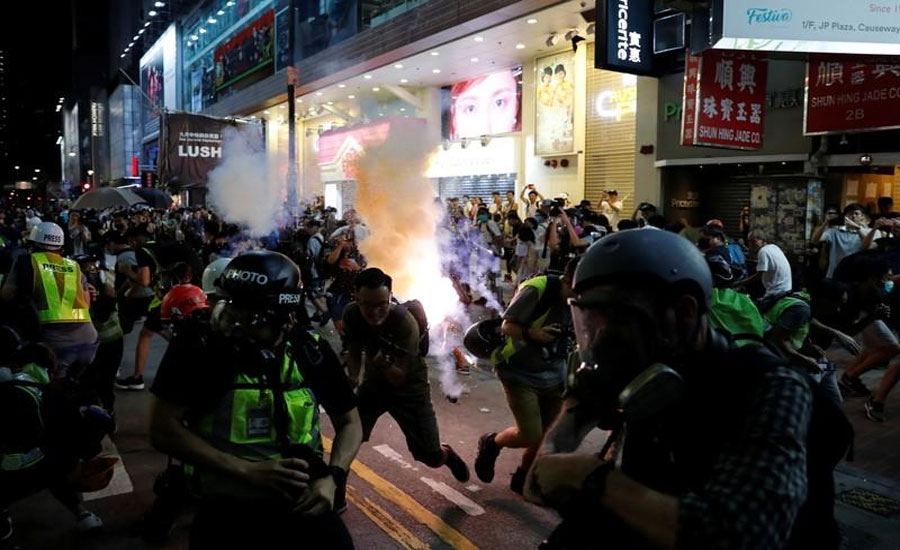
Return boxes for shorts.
[119,296,153,334]
[357,381,443,465]
[499,378,564,444]
[143,306,163,334]
[327,292,353,322]
[857,320,898,349]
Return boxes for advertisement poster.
[441,66,523,140]
[691,50,768,150]
[535,51,576,155]
[214,9,275,96]
[141,47,164,136]
[804,56,900,135]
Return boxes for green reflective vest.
[0,363,49,472]
[31,252,92,324]
[708,288,766,347]
[187,337,323,499]
[490,275,560,366]
[765,292,811,351]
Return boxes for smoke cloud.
[208,125,288,237]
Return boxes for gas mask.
[569,287,684,428]
[211,300,285,375]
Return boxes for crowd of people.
[0,185,896,549]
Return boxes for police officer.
[0,222,98,380]
[524,229,847,550]
[149,250,362,549]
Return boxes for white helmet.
[202,257,232,296]
[28,222,65,249]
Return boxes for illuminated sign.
[426,137,517,178]
[597,0,655,75]
[594,74,638,121]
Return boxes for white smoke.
[208,125,288,237]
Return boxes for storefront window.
[360,0,425,29]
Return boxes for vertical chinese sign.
[681,53,701,146]
[682,51,768,150]
[805,57,900,135]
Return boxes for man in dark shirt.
[343,268,470,483]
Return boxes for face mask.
[885,280,895,295]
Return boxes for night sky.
[1,4,73,183]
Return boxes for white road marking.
[83,437,134,501]
[420,477,486,516]
[373,444,418,470]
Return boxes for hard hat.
[160,284,209,321]
[70,456,119,493]
[463,318,504,360]
[202,257,232,295]
[28,222,65,249]
[219,250,302,309]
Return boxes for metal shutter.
[437,173,517,203]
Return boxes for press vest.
[186,337,323,498]
[0,363,49,472]
[708,288,765,347]
[491,275,560,366]
[765,292,812,350]
[30,252,91,324]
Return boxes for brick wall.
[208,0,564,117]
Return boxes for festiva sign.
[714,0,900,55]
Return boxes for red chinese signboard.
[681,52,701,146]
[685,51,768,150]
[804,56,900,135]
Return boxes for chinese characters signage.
[682,50,768,150]
[597,0,654,75]
[804,56,900,135]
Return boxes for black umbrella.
[132,188,173,209]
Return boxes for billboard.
[713,0,900,55]
[160,113,261,188]
[535,51,576,155]
[441,66,523,140]
[596,0,655,75]
[140,25,178,137]
[214,9,275,97]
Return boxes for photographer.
[474,259,578,495]
[149,251,362,548]
[523,230,849,550]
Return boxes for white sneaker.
[76,511,103,532]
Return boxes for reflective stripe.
[31,252,91,324]
[491,276,552,365]
[0,447,45,471]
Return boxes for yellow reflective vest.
[30,252,91,324]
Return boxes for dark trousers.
[84,338,124,412]
[190,500,353,550]
[0,459,80,514]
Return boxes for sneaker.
[839,375,870,398]
[865,398,886,423]
[115,375,145,391]
[441,444,470,483]
[1,509,12,541]
[76,511,103,533]
[510,467,527,495]
[474,433,501,483]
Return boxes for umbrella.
[72,187,146,210]
[133,187,174,209]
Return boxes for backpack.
[398,299,430,357]
[289,233,326,283]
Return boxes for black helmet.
[705,253,734,288]
[574,229,712,307]
[463,318,504,360]
[220,250,303,308]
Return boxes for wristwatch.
[582,459,615,504]
[328,465,348,485]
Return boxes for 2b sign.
[805,57,900,135]
[683,50,768,150]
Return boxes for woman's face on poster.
[453,70,519,138]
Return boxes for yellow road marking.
[324,437,479,550]
[346,485,431,550]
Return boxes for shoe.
[76,511,103,533]
[865,398,886,423]
[441,444,470,483]
[474,433,500,483]
[510,467,526,495]
[114,375,145,391]
[839,375,870,398]
[1,509,12,541]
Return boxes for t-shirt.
[821,226,875,278]
[599,200,623,230]
[342,302,427,388]
[116,249,154,298]
[151,331,356,418]
[756,244,792,298]
[499,285,568,388]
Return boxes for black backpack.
[398,299,429,357]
